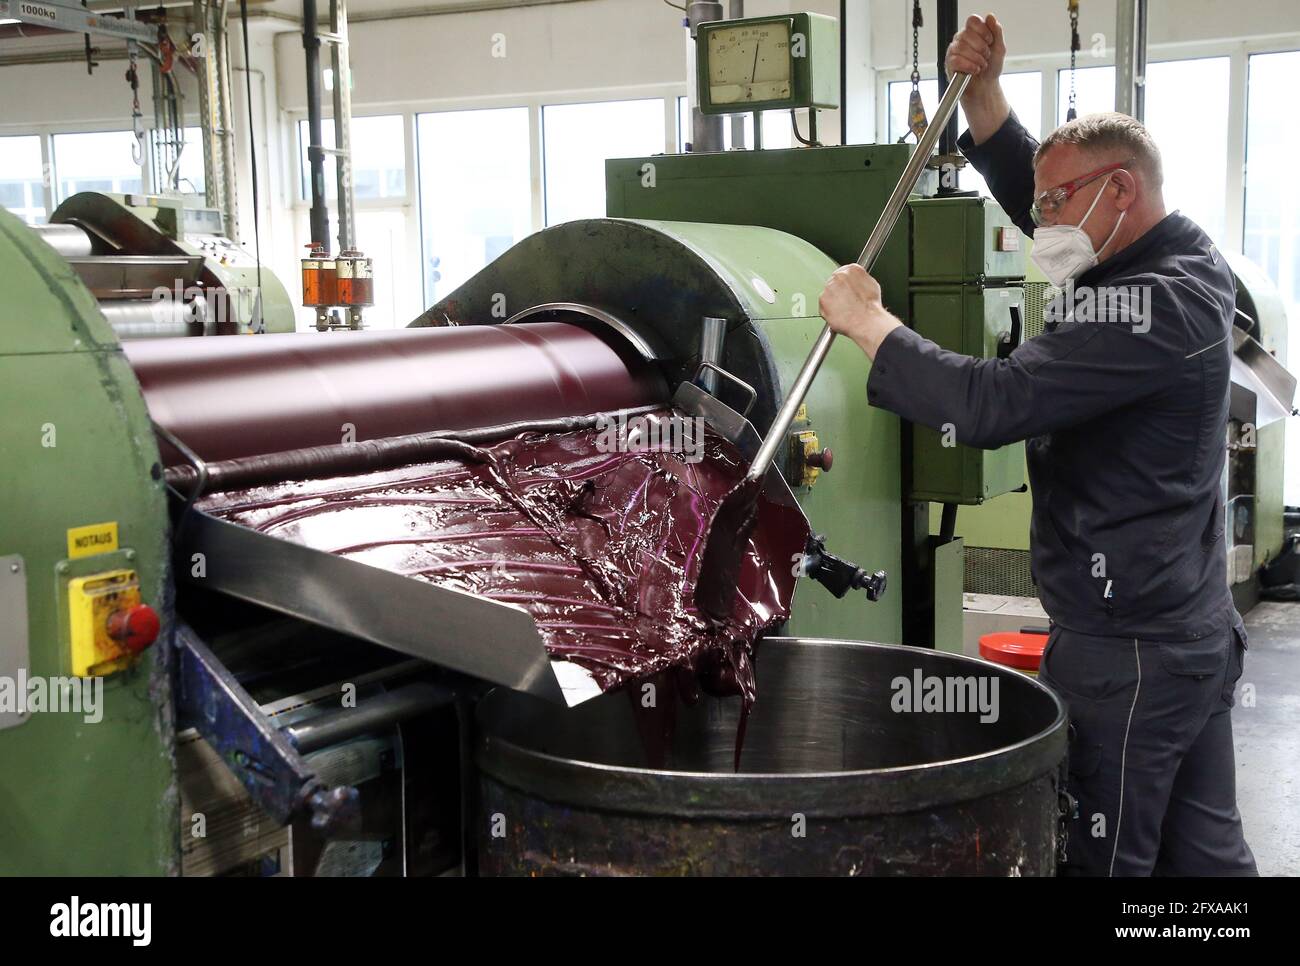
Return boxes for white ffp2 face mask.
[1030,175,1126,288]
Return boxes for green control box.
[696,12,840,115]
[910,195,1025,282]
[908,196,1026,505]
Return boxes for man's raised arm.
[947,13,1038,236]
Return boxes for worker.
[819,13,1255,876]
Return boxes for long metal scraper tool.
[695,73,972,620]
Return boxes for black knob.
[863,570,887,602]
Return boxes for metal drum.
[475,637,1067,876]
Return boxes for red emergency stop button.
[107,604,161,654]
[806,447,833,472]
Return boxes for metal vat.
[476,637,1068,875]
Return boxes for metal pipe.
[284,681,453,754]
[214,0,240,241]
[164,403,664,493]
[687,1,724,153]
[728,0,744,148]
[935,0,959,158]
[1116,0,1133,117]
[29,224,94,258]
[939,502,957,542]
[1115,0,1148,121]
[303,0,330,249]
[330,0,355,252]
[1134,0,1148,122]
[746,73,971,482]
[698,316,727,394]
[99,298,209,339]
[839,0,846,145]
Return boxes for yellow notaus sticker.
[66,522,119,560]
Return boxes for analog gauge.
[707,21,793,106]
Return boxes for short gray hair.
[1035,111,1163,188]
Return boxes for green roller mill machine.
[622,10,1026,650]
[0,206,176,874]
[0,192,296,874]
[424,11,1028,650]
[598,152,1026,650]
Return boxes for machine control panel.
[793,429,831,488]
[67,568,159,677]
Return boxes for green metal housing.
[607,146,1026,509]
[417,216,903,647]
[908,284,1026,504]
[606,144,916,299]
[0,207,176,874]
[909,196,1026,505]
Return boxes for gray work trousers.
[1039,614,1257,876]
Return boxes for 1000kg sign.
[18,3,58,21]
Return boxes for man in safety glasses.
[819,13,1254,877]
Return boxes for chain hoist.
[126,43,145,165]
[1067,0,1081,121]
[900,0,928,143]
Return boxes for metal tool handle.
[745,72,972,483]
[693,361,758,416]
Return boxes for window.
[292,115,411,327]
[1244,50,1300,320]
[887,78,939,144]
[888,72,1042,144]
[53,131,143,200]
[542,99,665,225]
[350,209,407,330]
[887,71,1041,198]
[298,115,406,201]
[1145,58,1230,244]
[1055,64,1115,123]
[150,126,206,195]
[1245,50,1300,504]
[416,107,532,305]
[675,97,794,152]
[0,135,46,224]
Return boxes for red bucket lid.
[979,631,1047,671]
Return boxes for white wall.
[0,58,159,130]
[273,0,840,110]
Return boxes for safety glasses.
[1030,160,1131,227]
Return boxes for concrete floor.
[1235,601,1300,876]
